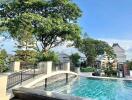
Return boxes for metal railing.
[7,61,46,90]
[7,68,45,90]
[52,63,64,72]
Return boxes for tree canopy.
[14,50,37,64]
[74,37,115,66]
[70,53,80,67]
[0,0,82,52]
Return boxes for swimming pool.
[46,77,132,100]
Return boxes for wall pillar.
[39,61,52,74]
[0,75,9,100]
[74,67,80,74]
[63,62,70,71]
[12,61,20,72]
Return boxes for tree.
[74,37,115,66]
[37,51,59,63]
[0,49,8,72]
[15,50,37,64]
[70,53,80,67]
[0,0,82,52]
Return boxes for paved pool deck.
[80,72,132,81]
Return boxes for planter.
[130,70,132,76]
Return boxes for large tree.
[75,37,115,66]
[0,0,82,52]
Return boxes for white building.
[112,43,126,64]
[96,52,114,68]
[58,53,70,63]
[96,43,126,70]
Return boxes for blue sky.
[54,0,132,60]
[1,0,132,60]
[75,0,132,60]
[74,0,132,40]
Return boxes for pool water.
[46,77,132,100]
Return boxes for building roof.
[112,43,125,52]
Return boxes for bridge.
[0,61,80,100]
[24,70,78,88]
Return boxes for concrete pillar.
[74,67,80,74]
[0,75,9,100]
[39,61,52,74]
[12,61,20,72]
[63,62,70,71]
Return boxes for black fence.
[7,68,46,90]
[52,63,64,72]
[7,62,46,90]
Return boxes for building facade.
[96,43,126,70]
[112,43,126,64]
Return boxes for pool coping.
[80,74,132,81]
[12,87,92,100]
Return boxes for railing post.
[45,78,47,90]
[20,71,23,84]
[66,73,68,83]
[33,65,35,78]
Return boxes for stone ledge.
[11,87,89,100]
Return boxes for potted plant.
[37,51,59,74]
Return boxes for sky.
[54,0,132,60]
[72,0,132,60]
[1,0,132,60]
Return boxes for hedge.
[80,67,95,72]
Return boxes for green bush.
[80,67,95,72]
[37,51,59,63]
[104,68,117,77]
[0,49,9,73]
[70,53,80,67]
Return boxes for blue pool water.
[46,77,132,100]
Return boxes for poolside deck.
[80,72,132,81]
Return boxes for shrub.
[15,50,37,64]
[37,51,59,63]
[104,68,117,77]
[0,49,8,72]
[70,53,80,67]
[80,67,95,72]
